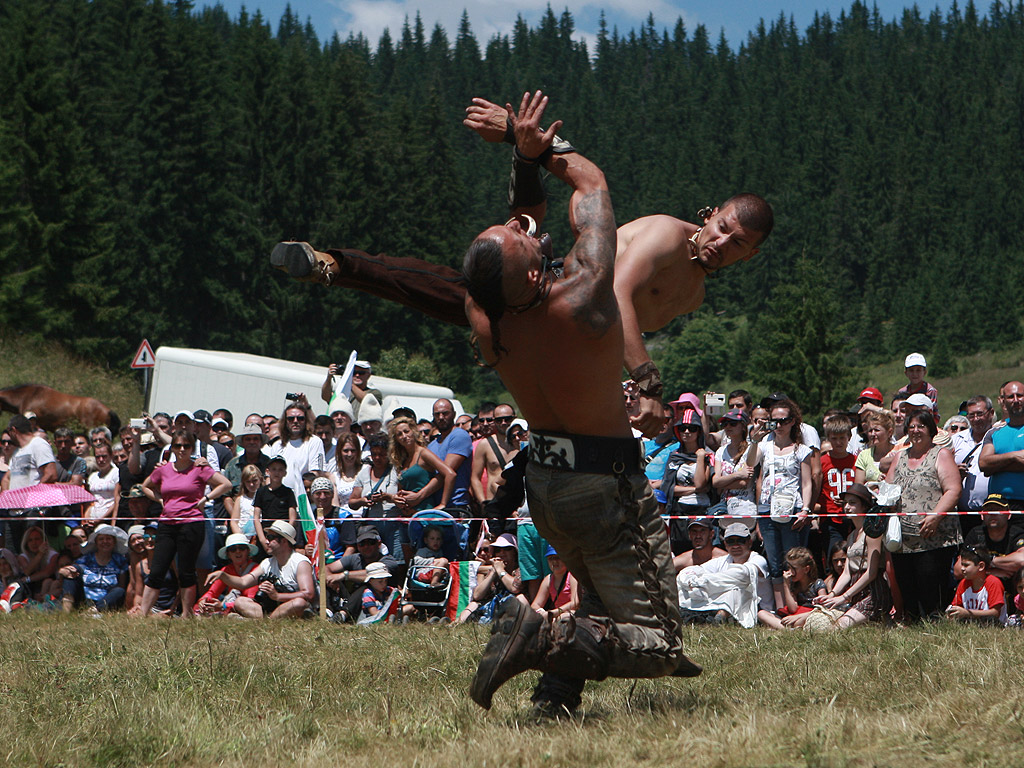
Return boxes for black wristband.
[508,152,546,209]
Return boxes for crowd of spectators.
[2,352,1024,631]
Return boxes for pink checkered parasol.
[0,483,96,510]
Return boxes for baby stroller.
[400,510,466,621]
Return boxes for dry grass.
[0,329,145,429]
[3,614,1024,767]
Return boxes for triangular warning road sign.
[131,339,156,369]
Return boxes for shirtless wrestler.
[458,90,701,717]
[271,100,772,437]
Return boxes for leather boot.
[470,599,548,710]
[270,241,339,285]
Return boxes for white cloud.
[326,0,696,50]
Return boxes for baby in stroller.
[411,526,450,587]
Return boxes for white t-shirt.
[271,438,326,497]
[7,436,56,490]
[87,467,119,519]
[757,443,813,515]
[704,551,774,611]
[952,430,989,510]
[258,550,313,594]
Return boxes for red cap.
[858,387,883,404]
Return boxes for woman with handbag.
[745,398,815,610]
[884,411,962,621]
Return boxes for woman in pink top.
[139,429,230,616]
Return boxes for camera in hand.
[285,393,300,401]
[129,418,146,430]
[766,419,779,432]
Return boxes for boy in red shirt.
[947,545,1006,625]
[813,414,857,571]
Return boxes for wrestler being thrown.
[460,91,701,718]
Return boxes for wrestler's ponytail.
[462,238,508,361]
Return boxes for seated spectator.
[946,545,1005,625]
[355,561,400,623]
[125,525,147,608]
[2,415,57,500]
[306,477,356,563]
[676,523,774,627]
[529,545,579,620]
[124,484,153,528]
[325,525,403,600]
[226,465,262,542]
[672,517,726,572]
[854,410,897,485]
[210,521,314,619]
[410,525,450,587]
[127,522,178,616]
[815,483,891,628]
[0,549,29,610]
[823,539,849,592]
[969,494,1024,605]
[58,524,129,613]
[17,525,59,598]
[195,534,260,616]
[83,442,120,533]
[460,533,522,623]
[779,547,828,627]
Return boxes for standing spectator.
[2,414,57,491]
[0,429,15,484]
[662,411,711,554]
[253,456,298,547]
[193,410,233,471]
[83,443,120,532]
[314,415,336,467]
[885,411,962,620]
[328,433,363,516]
[854,410,897,485]
[895,353,939,423]
[226,465,263,540]
[426,399,473,512]
[348,435,400,533]
[814,414,857,567]
[52,428,86,485]
[711,409,755,526]
[321,360,383,423]
[745,398,815,609]
[390,416,455,512]
[223,424,270,495]
[979,382,1024,509]
[139,429,231,617]
[329,400,355,440]
[644,404,679,495]
[952,395,995,528]
[471,403,517,505]
[270,401,326,499]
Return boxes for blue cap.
[545,545,558,558]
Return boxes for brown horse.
[0,384,120,435]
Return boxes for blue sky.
[201,1,949,50]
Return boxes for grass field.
[3,613,1024,767]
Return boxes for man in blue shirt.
[426,398,473,511]
[980,381,1024,505]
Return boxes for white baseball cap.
[904,353,927,368]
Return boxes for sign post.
[131,339,156,406]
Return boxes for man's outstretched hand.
[513,90,562,160]
[631,395,668,438]
[463,98,513,143]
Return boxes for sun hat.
[840,482,875,508]
[357,393,383,426]
[354,360,372,371]
[905,393,933,408]
[904,353,927,368]
[266,520,296,545]
[364,561,391,582]
[669,393,703,417]
[218,532,258,560]
[858,387,883,404]
[85,524,129,555]
[238,424,264,438]
[492,533,518,550]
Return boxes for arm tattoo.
[564,190,618,332]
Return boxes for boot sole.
[270,241,315,278]
[470,599,530,710]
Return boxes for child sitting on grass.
[779,546,828,628]
[1005,570,1024,628]
[359,561,398,622]
[946,545,1006,625]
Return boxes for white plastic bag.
[884,514,903,552]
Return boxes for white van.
[147,347,462,423]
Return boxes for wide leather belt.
[528,431,643,475]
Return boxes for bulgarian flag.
[357,589,402,624]
[296,491,317,551]
[445,561,481,621]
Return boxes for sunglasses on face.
[677,424,701,433]
[477,417,495,424]
[724,537,749,545]
[227,545,249,553]
[265,533,282,543]
[0,439,11,445]
[286,416,305,422]
[172,443,190,450]
[495,416,514,423]
[142,534,155,541]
